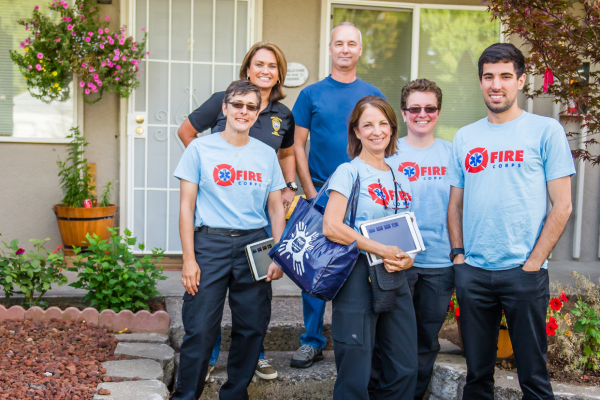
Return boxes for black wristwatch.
[449,248,465,262]
[286,182,298,192]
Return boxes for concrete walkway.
[1,260,598,299]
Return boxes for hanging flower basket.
[10,0,148,104]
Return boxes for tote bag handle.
[311,169,360,229]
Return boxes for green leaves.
[0,238,67,307]
[68,229,165,313]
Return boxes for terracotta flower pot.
[53,204,117,249]
[456,322,514,361]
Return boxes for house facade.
[1,0,598,264]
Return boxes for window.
[327,3,501,141]
[0,0,75,142]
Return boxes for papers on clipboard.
[358,212,426,266]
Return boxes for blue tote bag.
[268,175,361,301]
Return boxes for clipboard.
[245,237,275,281]
[359,212,426,266]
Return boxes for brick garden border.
[0,305,169,334]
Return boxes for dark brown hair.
[224,80,261,107]
[347,96,398,159]
[400,79,443,111]
[239,41,287,103]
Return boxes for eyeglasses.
[227,101,258,112]
[403,106,439,114]
[377,178,409,211]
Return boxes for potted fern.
[53,127,116,249]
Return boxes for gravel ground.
[0,319,121,399]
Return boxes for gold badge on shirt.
[271,116,282,136]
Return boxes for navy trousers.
[455,263,554,400]
[333,254,418,400]
[405,266,455,399]
[173,229,272,400]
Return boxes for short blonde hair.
[239,41,287,103]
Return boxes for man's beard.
[483,92,517,114]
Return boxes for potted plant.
[448,292,514,360]
[53,127,116,249]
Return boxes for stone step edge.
[0,304,169,334]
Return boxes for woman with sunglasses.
[387,79,454,400]
[177,41,295,381]
[173,80,286,400]
[322,95,417,400]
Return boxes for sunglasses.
[228,101,258,112]
[403,106,439,114]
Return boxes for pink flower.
[98,81,102,86]
[16,248,25,255]
[63,2,68,8]
[98,29,103,35]
[24,39,30,44]
[81,15,85,20]
[81,62,86,68]
[141,27,145,31]
[146,51,150,56]
[68,17,72,22]
[115,77,119,81]
[116,65,121,70]
[132,47,137,51]
[85,89,90,94]
[88,32,93,36]
[122,56,127,61]
[106,15,110,22]
[131,59,138,65]
[89,66,94,72]
[99,44,104,49]
[85,37,91,42]
[108,39,114,45]
[55,38,60,42]
[67,24,73,30]
[28,65,32,69]
[34,5,39,10]
[35,64,41,71]
[119,40,125,45]
[105,28,109,33]
[114,71,117,74]
[93,74,99,79]
[25,26,29,31]
[20,42,25,49]
[72,32,76,36]
[87,82,93,88]
[79,81,85,87]
[36,34,40,37]
[107,61,113,67]
[101,61,106,66]
[113,55,119,61]
[62,17,68,21]
[37,52,43,59]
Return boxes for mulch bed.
[0,319,124,399]
[438,321,600,387]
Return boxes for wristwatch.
[449,248,465,262]
[286,182,298,192]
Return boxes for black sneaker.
[290,344,324,368]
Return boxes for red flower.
[15,248,25,255]
[560,291,569,303]
[546,316,558,336]
[454,307,460,323]
[549,298,563,311]
[448,301,455,312]
[546,325,556,335]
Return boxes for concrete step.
[93,380,169,400]
[166,296,333,352]
[114,342,175,387]
[173,351,337,400]
[102,359,164,383]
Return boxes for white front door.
[126,0,254,253]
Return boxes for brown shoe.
[255,359,278,380]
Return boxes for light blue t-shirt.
[388,138,453,268]
[292,76,385,186]
[173,133,286,229]
[445,111,576,270]
[327,157,412,232]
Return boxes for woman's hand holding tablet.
[380,247,414,273]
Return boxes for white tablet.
[359,212,426,266]
[245,238,275,281]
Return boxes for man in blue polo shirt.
[291,22,385,368]
[446,43,575,400]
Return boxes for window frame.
[319,1,502,81]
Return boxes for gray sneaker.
[290,344,324,368]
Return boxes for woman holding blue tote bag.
[323,96,417,400]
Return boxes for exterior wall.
[0,1,122,251]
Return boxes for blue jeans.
[300,291,327,349]
[209,331,266,365]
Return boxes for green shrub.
[0,238,67,308]
[68,228,166,312]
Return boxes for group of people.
[172,21,575,400]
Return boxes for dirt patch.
[0,319,124,399]
[438,320,461,348]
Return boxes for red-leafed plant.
[488,0,600,164]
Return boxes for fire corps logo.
[213,164,236,186]
[368,183,391,206]
[398,162,419,182]
[464,147,489,173]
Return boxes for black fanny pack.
[368,262,406,313]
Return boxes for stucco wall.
[0,1,122,252]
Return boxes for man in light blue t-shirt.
[386,79,453,400]
[446,43,575,400]
[290,22,385,369]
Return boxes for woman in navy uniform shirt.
[173,80,286,400]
